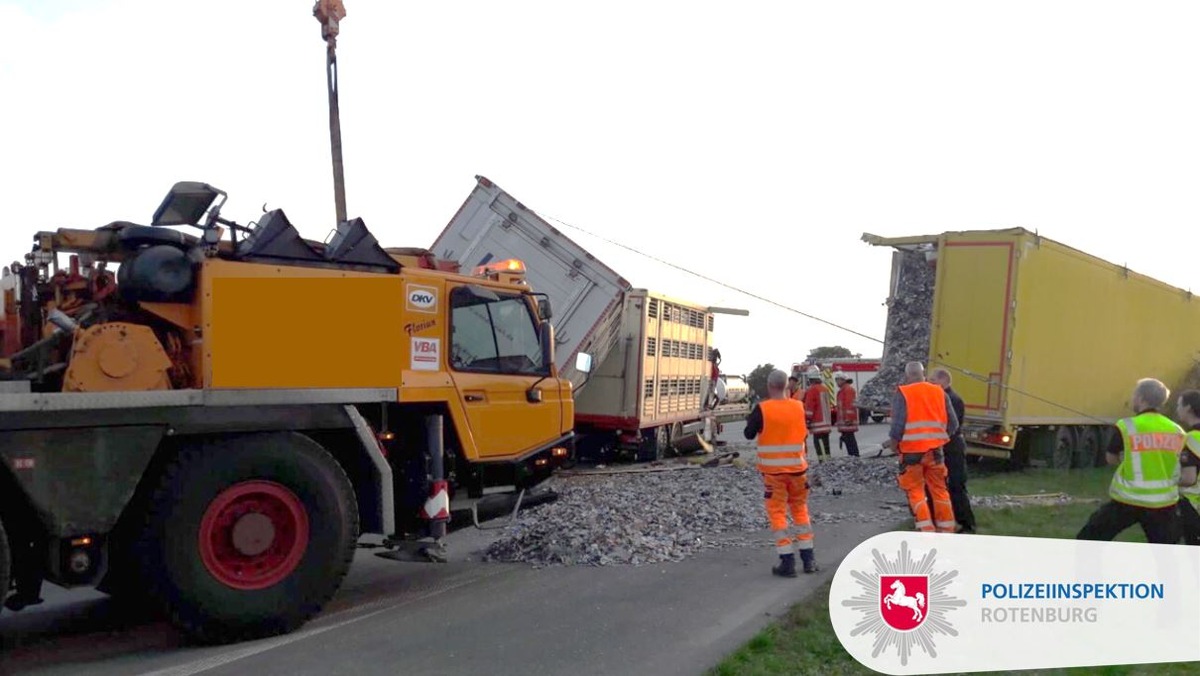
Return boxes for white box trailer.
[431,177,750,461]
[430,176,629,390]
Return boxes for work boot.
[772,553,798,578]
[800,549,819,574]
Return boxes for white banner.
[828,531,1200,674]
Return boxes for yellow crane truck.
[0,180,578,642]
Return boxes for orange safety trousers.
[763,472,813,554]
[898,450,956,533]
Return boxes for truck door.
[929,240,1016,417]
[446,285,564,458]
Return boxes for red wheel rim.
[198,480,310,590]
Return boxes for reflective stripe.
[905,420,947,430]
[757,456,807,467]
[1113,475,1178,490]
[914,519,933,529]
[794,524,812,535]
[905,432,950,441]
[935,520,956,528]
[776,543,794,554]
[755,444,805,453]
[795,540,814,550]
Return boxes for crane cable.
[537,211,1115,426]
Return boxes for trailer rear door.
[929,237,1017,419]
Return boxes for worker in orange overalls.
[743,369,818,576]
[881,361,959,533]
[803,370,833,462]
[834,372,861,457]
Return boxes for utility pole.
[314,0,348,224]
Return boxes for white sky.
[3,0,1200,377]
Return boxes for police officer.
[1077,378,1184,544]
[1174,389,1200,545]
[743,369,819,576]
[881,362,959,533]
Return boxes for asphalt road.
[0,423,900,676]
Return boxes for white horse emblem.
[883,578,926,623]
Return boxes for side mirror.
[538,297,553,320]
[575,351,593,374]
[539,321,555,372]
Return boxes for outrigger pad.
[238,209,324,261]
[324,217,400,271]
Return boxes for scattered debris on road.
[972,492,1100,508]
[482,445,908,568]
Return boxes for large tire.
[136,432,358,644]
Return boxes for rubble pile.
[807,456,899,496]
[858,249,936,412]
[483,452,907,568]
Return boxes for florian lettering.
[405,319,437,335]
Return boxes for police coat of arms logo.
[840,540,966,665]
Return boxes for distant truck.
[431,176,751,462]
[860,228,1200,468]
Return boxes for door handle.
[465,393,484,402]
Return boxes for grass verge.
[711,465,1200,675]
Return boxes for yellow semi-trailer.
[863,228,1200,468]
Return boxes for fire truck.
[792,358,887,423]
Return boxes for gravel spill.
[858,248,936,412]
[482,448,910,568]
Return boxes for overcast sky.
[3,1,1199,376]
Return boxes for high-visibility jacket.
[897,381,949,453]
[788,385,803,402]
[755,398,809,474]
[836,384,859,433]
[804,384,832,434]
[1109,412,1184,508]
[1181,430,1200,508]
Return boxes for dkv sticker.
[406,284,438,313]
[411,337,440,371]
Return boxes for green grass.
[711,466,1200,675]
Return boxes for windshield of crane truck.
[449,287,545,375]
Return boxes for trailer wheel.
[1050,426,1076,470]
[137,432,358,644]
[1074,427,1100,469]
[1097,426,1119,467]
[636,426,670,462]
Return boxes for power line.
[538,210,1113,426]
[537,212,884,346]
